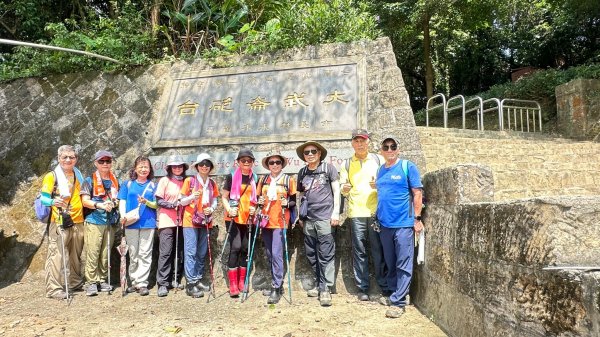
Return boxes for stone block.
[423,164,494,205]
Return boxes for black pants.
[156,226,184,287]
[227,222,255,269]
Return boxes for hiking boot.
[267,288,282,304]
[196,281,210,292]
[157,285,169,297]
[306,287,319,297]
[49,290,68,300]
[262,289,271,296]
[186,282,204,298]
[357,292,370,301]
[138,287,149,296]
[319,290,332,307]
[99,282,113,292]
[126,286,138,294]
[385,306,406,318]
[379,296,391,306]
[86,284,98,297]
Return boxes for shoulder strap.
[370,153,381,166]
[344,159,350,173]
[402,160,410,188]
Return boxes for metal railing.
[425,93,542,132]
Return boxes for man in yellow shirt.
[339,129,389,301]
[39,145,85,299]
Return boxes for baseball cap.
[352,129,370,139]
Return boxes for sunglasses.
[382,144,398,151]
[198,160,212,168]
[303,149,318,156]
[268,160,283,166]
[97,159,112,164]
[60,155,76,160]
[239,158,253,164]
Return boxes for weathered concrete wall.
[413,164,600,337]
[556,79,600,140]
[0,37,423,294]
[418,127,600,200]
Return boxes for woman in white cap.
[178,153,219,298]
[256,150,296,304]
[117,155,157,296]
[220,148,258,297]
[155,156,188,297]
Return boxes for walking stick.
[282,205,292,304]
[107,221,112,295]
[241,207,261,302]
[173,204,181,292]
[58,223,71,304]
[205,216,216,301]
[118,222,128,297]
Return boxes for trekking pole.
[173,204,180,292]
[58,220,71,305]
[281,204,292,304]
[241,206,262,302]
[118,222,128,297]
[107,222,112,295]
[205,216,216,301]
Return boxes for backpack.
[259,174,297,224]
[341,154,382,214]
[33,172,57,224]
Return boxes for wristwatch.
[415,215,422,221]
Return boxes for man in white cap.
[340,129,389,301]
[296,141,340,307]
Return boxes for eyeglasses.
[171,164,184,169]
[239,158,253,164]
[198,160,212,168]
[60,155,76,161]
[97,159,112,164]
[382,144,398,151]
[268,160,283,166]
[303,149,318,156]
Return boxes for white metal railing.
[424,94,542,132]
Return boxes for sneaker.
[86,284,98,297]
[319,290,332,307]
[186,283,204,298]
[138,287,149,296]
[385,306,406,318]
[49,290,68,300]
[357,292,370,301]
[99,282,113,292]
[158,285,169,297]
[306,287,319,297]
[196,281,210,292]
[126,286,138,294]
[379,296,391,306]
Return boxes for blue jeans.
[183,227,208,283]
[350,217,388,292]
[379,227,414,307]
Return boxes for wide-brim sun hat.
[261,150,288,170]
[296,141,327,162]
[236,148,255,161]
[192,153,215,173]
[166,155,189,171]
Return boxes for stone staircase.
[417,127,600,200]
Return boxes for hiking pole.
[241,206,262,302]
[58,220,71,305]
[118,222,128,297]
[240,209,253,301]
[281,204,292,304]
[173,204,181,293]
[205,217,216,301]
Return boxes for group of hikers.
[39,128,423,319]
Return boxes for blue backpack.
[33,172,57,224]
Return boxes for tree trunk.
[423,10,434,99]
[150,0,162,36]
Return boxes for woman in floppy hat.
[220,148,258,297]
[155,156,189,297]
[256,150,296,304]
[178,153,220,298]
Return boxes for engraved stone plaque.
[154,58,366,147]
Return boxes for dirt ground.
[0,278,446,337]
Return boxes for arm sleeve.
[156,197,176,209]
[119,200,127,215]
[40,172,55,206]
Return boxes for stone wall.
[418,127,600,200]
[413,164,600,337]
[0,37,423,294]
[556,79,600,140]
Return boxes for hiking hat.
[166,155,189,171]
[380,136,401,147]
[261,150,288,170]
[352,128,370,139]
[192,153,215,173]
[296,141,327,162]
[94,150,114,161]
[236,148,255,161]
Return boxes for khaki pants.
[45,222,84,297]
[84,222,115,285]
[125,228,155,288]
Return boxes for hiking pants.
[183,227,208,283]
[379,226,414,307]
[303,219,335,292]
[125,228,155,288]
[262,228,285,288]
[83,222,115,285]
[350,217,388,293]
[227,222,252,269]
[156,226,184,287]
[45,222,84,297]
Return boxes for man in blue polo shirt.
[372,136,424,318]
